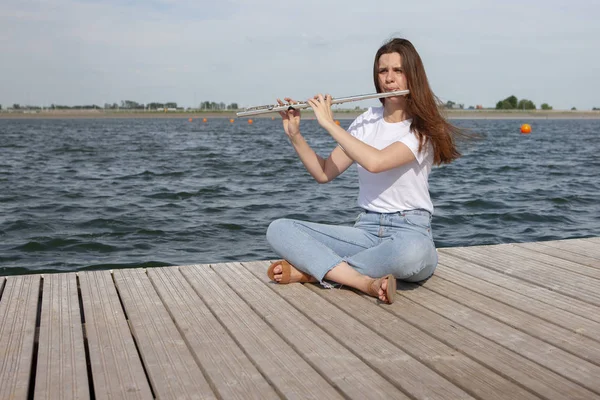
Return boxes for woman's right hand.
[277,97,301,139]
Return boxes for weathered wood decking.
[1,237,600,399]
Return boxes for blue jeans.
[266,209,438,284]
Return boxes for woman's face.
[377,52,408,93]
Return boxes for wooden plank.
[442,245,600,306]
[516,242,600,269]
[146,266,278,400]
[113,268,216,400]
[543,239,600,258]
[532,239,600,260]
[496,243,600,278]
[0,274,40,400]
[435,265,600,342]
[216,261,414,400]
[34,273,89,400]
[78,270,153,400]
[420,274,600,364]
[398,280,600,394]
[583,237,600,244]
[180,264,345,400]
[360,283,598,400]
[437,251,600,324]
[239,261,540,400]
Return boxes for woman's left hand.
[307,94,336,130]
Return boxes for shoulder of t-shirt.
[348,106,383,137]
[398,125,432,165]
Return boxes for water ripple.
[1,117,599,275]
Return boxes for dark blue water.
[1,117,599,276]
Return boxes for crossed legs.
[269,260,396,304]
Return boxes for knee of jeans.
[266,218,292,244]
[392,243,437,279]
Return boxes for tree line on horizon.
[494,95,578,111]
[2,100,240,111]
[2,99,599,112]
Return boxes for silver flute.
[236,89,410,117]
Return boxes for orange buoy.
[188,118,193,122]
[271,117,275,120]
[248,119,253,124]
[335,120,341,126]
[202,118,207,123]
[520,123,531,134]
[230,118,234,123]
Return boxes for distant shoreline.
[1,109,600,120]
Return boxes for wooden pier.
[1,237,600,399]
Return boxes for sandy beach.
[1,109,599,120]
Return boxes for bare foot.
[272,262,317,283]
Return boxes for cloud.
[1,0,599,109]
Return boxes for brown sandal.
[267,260,315,284]
[367,274,396,304]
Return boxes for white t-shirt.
[347,106,434,214]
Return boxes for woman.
[266,38,463,304]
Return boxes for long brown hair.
[373,38,464,165]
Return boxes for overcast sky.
[1,0,598,110]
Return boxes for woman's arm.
[289,135,354,183]
[308,95,416,173]
[278,97,354,183]
[326,125,415,173]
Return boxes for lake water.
[1,117,599,276]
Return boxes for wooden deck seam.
[34,273,89,400]
[75,273,96,400]
[238,261,460,400]
[205,263,358,400]
[78,271,153,398]
[435,265,600,342]
[144,267,224,399]
[115,269,194,397]
[403,283,600,394]
[514,243,600,271]
[438,248,600,307]
[175,265,271,396]
[27,276,43,400]
[33,275,47,399]
[240,261,417,354]
[233,263,419,399]
[316,286,551,400]
[504,244,600,277]
[537,240,600,260]
[302,284,517,400]
[179,264,306,400]
[427,272,600,363]
[186,263,348,399]
[417,277,600,367]
[87,272,115,392]
[109,270,157,399]
[0,276,6,301]
[460,245,600,290]
[437,252,600,324]
[66,275,85,400]
[356,292,599,400]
